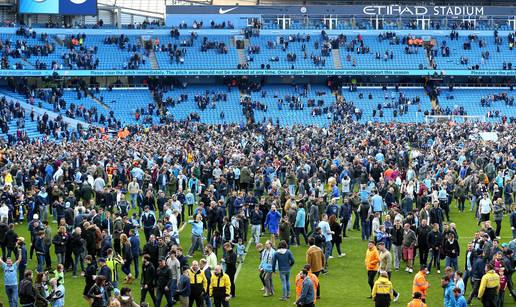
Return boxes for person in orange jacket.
[412,265,430,302]
[365,240,380,296]
[407,291,427,307]
[295,264,319,303]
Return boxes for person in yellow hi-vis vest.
[372,271,394,307]
[478,263,500,307]
[188,260,208,307]
[209,264,231,307]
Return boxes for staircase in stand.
[53,35,64,46]
[332,49,343,69]
[149,50,160,70]
[237,49,248,67]
[430,97,441,113]
[89,93,110,110]
[21,58,35,69]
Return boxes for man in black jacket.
[143,235,159,269]
[416,219,431,266]
[427,223,442,274]
[141,206,156,242]
[429,201,444,230]
[390,219,404,271]
[140,254,157,305]
[443,233,460,271]
[34,231,46,273]
[70,227,85,277]
[207,201,219,241]
[19,270,37,306]
[250,205,263,244]
[156,257,174,307]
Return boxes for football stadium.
[0,0,514,306]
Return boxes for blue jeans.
[5,284,18,307]
[288,185,296,196]
[37,254,45,272]
[130,193,138,208]
[156,287,173,307]
[169,278,177,301]
[203,293,212,307]
[133,256,139,278]
[445,256,458,271]
[324,241,332,270]
[279,271,291,298]
[471,195,477,214]
[361,220,370,240]
[73,254,84,276]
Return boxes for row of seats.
[437,88,515,120]
[2,29,514,71]
[0,86,513,139]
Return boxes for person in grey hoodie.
[272,240,295,300]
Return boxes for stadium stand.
[0,27,513,71]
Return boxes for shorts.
[481,213,490,222]
[402,246,414,260]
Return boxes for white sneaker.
[409,268,413,273]
[405,267,410,272]
[339,253,346,257]
[437,270,441,274]
[329,256,334,259]
[394,293,400,302]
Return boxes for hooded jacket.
[372,276,394,300]
[272,248,295,272]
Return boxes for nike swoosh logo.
[219,7,237,14]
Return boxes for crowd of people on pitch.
[0,118,513,307]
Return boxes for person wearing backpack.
[34,272,49,307]
[88,275,110,307]
[19,270,37,307]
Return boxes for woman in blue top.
[264,204,282,246]
[259,240,276,297]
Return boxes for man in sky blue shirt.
[318,214,333,273]
[188,214,204,257]
[1,248,22,307]
[370,190,385,223]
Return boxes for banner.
[19,0,98,15]
[166,5,516,17]
[0,69,515,77]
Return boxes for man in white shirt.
[93,176,106,192]
[204,244,218,270]
[479,193,492,222]
[0,204,9,221]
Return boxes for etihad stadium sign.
[362,5,485,17]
